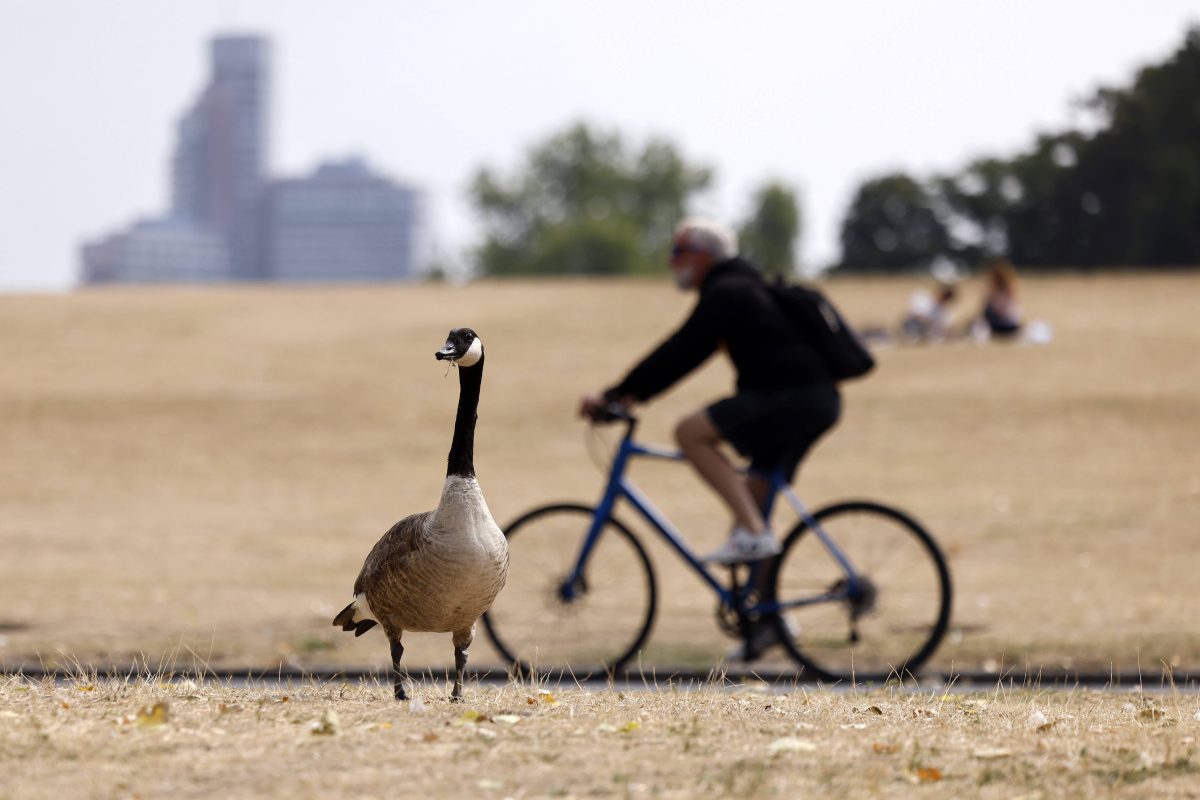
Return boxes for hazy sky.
[1,1,1196,290]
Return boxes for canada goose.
[332,327,509,701]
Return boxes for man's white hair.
[675,218,738,261]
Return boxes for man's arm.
[603,296,724,404]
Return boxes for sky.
[1,1,1196,290]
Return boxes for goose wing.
[353,510,434,595]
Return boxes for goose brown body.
[353,477,508,638]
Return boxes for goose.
[332,327,509,701]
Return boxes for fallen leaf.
[538,690,557,704]
[310,709,339,736]
[872,742,899,754]
[422,731,439,742]
[457,710,491,725]
[477,779,503,790]
[136,702,170,727]
[866,705,884,715]
[769,737,817,754]
[915,767,942,783]
[619,721,640,733]
[77,685,95,693]
[973,747,1013,760]
[1138,708,1166,722]
[493,714,520,726]
[60,701,71,710]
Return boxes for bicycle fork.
[773,484,875,644]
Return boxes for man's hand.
[578,393,607,420]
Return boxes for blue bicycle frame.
[563,424,868,616]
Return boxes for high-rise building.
[171,35,270,280]
[80,34,424,286]
[266,159,423,282]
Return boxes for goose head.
[435,328,484,368]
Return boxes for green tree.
[738,182,802,275]
[469,123,713,276]
[838,25,1200,271]
[835,173,951,273]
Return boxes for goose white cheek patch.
[457,337,483,367]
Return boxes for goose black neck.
[446,355,483,478]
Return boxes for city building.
[266,159,422,282]
[171,35,271,280]
[80,219,230,285]
[79,34,424,286]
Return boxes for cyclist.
[579,219,842,566]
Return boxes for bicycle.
[482,406,952,682]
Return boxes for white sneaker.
[704,526,781,565]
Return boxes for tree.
[835,173,951,273]
[469,123,713,276]
[738,182,802,275]
[837,25,1200,271]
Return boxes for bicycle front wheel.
[768,501,952,682]
[481,504,657,678]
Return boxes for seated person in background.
[900,281,958,343]
[974,257,1022,339]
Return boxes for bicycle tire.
[768,501,952,682]
[481,503,657,679]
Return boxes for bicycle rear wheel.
[482,504,657,679]
[768,501,952,682]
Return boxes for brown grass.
[0,273,1198,675]
[2,675,1199,798]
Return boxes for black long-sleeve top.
[604,258,833,402]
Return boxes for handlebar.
[589,402,638,426]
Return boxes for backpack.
[767,277,876,381]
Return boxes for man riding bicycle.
[580,219,842,566]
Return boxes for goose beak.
[435,342,459,361]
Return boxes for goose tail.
[332,594,378,637]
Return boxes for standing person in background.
[975,257,1023,339]
[579,219,841,566]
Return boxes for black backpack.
[767,277,875,381]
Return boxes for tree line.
[464,26,1198,277]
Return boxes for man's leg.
[675,410,766,534]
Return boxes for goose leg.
[451,626,474,701]
[389,639,407,701]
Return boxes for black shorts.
[707,384,841,481]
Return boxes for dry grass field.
[2,675,1199,798]
[0,273,1198,677]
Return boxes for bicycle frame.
[564,420,867,617]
